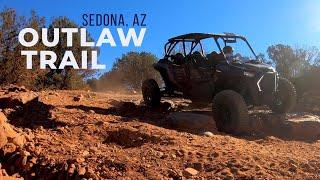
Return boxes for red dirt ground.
[1,88,320,179]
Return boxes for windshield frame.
[165,34,258,63]
[164,40,205,57]
[214,36,258,61]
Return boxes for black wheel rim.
[143,88,152,104]
[275,92,285,106]
[221,108,232,126]
[215,106,232,132]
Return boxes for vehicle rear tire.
[212,90,250,134]
[269,77,297,113]
[142,79,161,107]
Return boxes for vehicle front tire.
[269,77,297,113]
[142,79,161,107]
[212,90,250,134]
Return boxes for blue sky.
[1,0,320,74]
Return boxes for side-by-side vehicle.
[142,33,296,134]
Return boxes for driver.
[223,46,234,61]
[223,46,244,63]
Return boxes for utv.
[142,33,296,134]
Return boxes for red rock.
[5,85,27,92]
[2,143,16,155]
[0,112,6,123]
[183,167,198,177]
[30,157,37,164]
[76,157,85,163]
[20,150,30,157]
[82,150,90,157]
[85,168,98,179]
[73,94,84,102]
[68,164,76,175]
[11,135,26,147]
[0,112,19,139]
[0,131,8,149]
[0,90,38,108]
[78,167,86,175]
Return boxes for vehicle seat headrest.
[193,51,202,56]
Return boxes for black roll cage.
[164,40,204,57]
[164,33,257,61]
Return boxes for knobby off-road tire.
[270,77,297,113]
[142,79,161,107]
[212,90,250,134]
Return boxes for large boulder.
[2,84,28,93]
[250,111,320,140]
[0,112,19,138]
[0,131,7,149]
[167,111,320,140]
[0,91,39,109]
[0,112,26,148]
[0,85,53,128]
[285,115,320,140]
[166,112,217,133]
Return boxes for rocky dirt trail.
[0,85,320,179]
